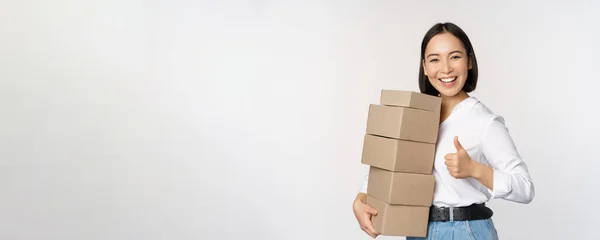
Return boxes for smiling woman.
[419,23,478,124]
[352,22,535,240]
[419,23,478,100]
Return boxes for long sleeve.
[482,116,535,204]
[359,174,369,194]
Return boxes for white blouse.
[360,97,535,207]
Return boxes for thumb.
[454,136,464,151]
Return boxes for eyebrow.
[426,50,465,59]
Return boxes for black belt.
[429,203,493,222]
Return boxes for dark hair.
[418,22,478,96]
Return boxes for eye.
[451,55,462,60]
[429,58,439,63]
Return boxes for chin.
[439,91,461,97]
[434,86,463,98]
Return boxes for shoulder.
[468,98,508,133]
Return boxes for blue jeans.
[407,219,499,240]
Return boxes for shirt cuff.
[359,183,368,194]
[488,169,512,198]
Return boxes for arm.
[353,174,379,238]
[470,162,495,191]
[359,174,368,194]
[479,116,535,203]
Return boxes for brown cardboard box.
[365,104,440,143]
[367,194,430,237]
[380,89,442,113]
[361,134,435,174]
[367,167,434,206]
[359,89,439,237]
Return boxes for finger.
[444,153,454,160]
[365,205,378,215]
[364,223,380,237]
[361,226,375,238]
[452,169,463,178]
[445,159,457,167]
[454,136,464,151]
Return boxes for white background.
[1,1,599,239]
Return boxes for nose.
[442,60,453,73]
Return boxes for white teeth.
[440,77,456,83]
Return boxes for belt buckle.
[442,207,455,222]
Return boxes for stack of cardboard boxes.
[361,89,442,237]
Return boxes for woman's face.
[422,32,472,97]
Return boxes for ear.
[422,59,428,76]
[468,56,473,70]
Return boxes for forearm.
[471,161,494,191]
[359,174,369,194]
[471,161,534,203]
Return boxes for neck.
[441,91,469,111]
[439,91,469,123]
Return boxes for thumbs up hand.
[444,136,476,179]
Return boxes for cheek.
[452,61,470,75]
[426,74,437,85]
[424,65,437,79]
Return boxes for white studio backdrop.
[1,1,599,239]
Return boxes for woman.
[352,22,535,240]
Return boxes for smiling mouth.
[439,77,457,83]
